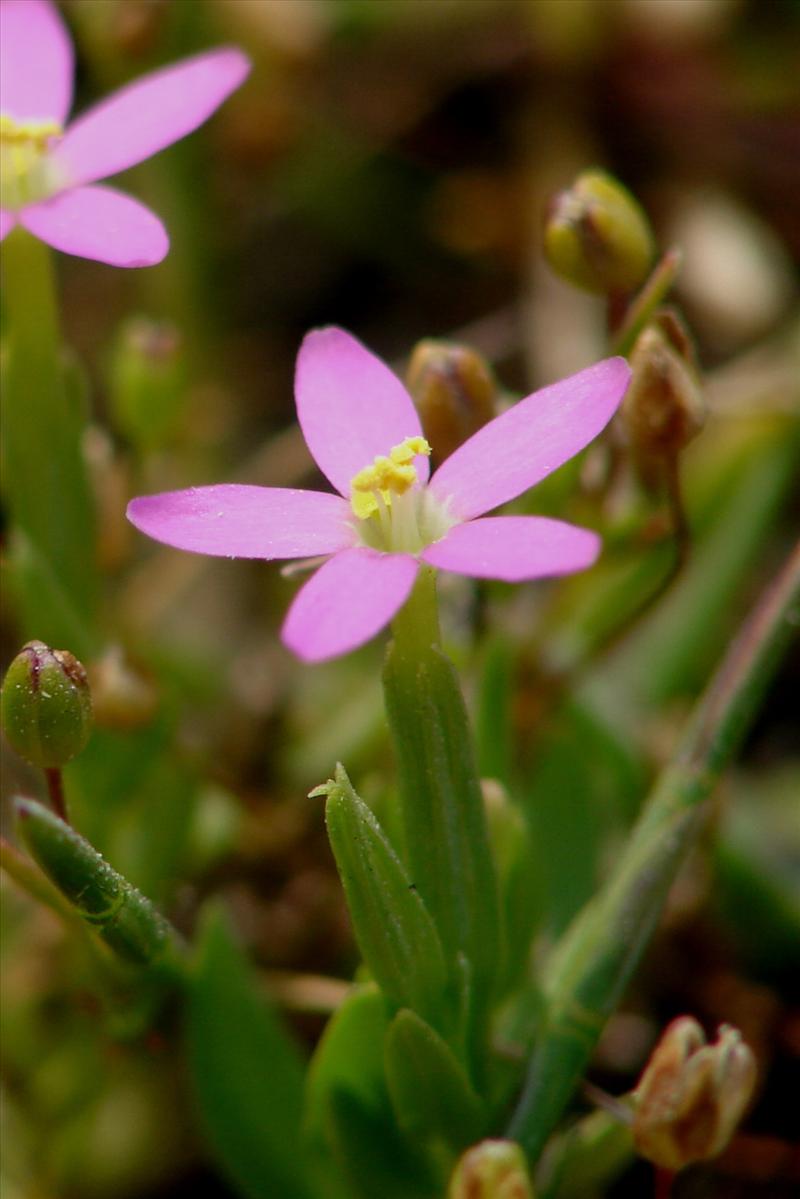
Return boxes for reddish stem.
[655,1167,676,1199]
[44,768,68,823]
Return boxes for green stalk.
[611,247,682,356]
[507,540,800,1159]
[383,567,500,1063]
[1,229,96,636]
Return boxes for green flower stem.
[383,567,500,1068]
[611,247,682,357]
[1,229,96,635]
[507,540,800,1159]
[15,797,184,973]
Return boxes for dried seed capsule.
[632,1017,757,1171]
[621,317,704,482]
[1,641,93,768]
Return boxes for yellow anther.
[390,436,430,466]
[0,114,63,150]
[349,437,431,520]
[0,113,64,209]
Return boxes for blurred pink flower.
[0,0,249,266]
[128,328,630,661]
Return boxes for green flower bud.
[632,1017,757,1171]
[621,315,705,482]
[544,169,655,294]
[407,339,497,462]
[108,317,186,451]
[448,1140,535,1199]
[1,641,93,768]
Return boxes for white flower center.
[0,114,65,210]
[349,436,454,554]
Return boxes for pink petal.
[295,327,429,498]
[0,0,73,124]
[127,486,355,560]
[0,210,15,240]
[429,358,631,521]
[420,516,600,581]
[20,185,168,266]
[282,548,418,662]
[52,48,250,187]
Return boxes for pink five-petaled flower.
[0,0,249,267]
[127,328,631,662]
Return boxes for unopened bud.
[621,319,704,478]
[632,1017,757,1171]
[108,317,186,450]
[407,339,496,462]
[448,1140,535,1199]
[544,169,655,295]
[1,642,93,768]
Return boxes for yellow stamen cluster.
[350,436,431,520]
[0,113,63,209]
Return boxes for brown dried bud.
[448,1139,535,1199]
[632,1017,757,1172]
[407,339,496,463]
[543,169,655,295]
[621,318,704,479]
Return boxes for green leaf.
[305,984,391,1147]
[384,568,501,1023]
[507,543,800,1159]
[185,905,315,1199]
[320,765,450,1035]
[384,1008,486,1150]
[476,635,515,785]
[15,798,180,969]
[326,1087,440,1199]
[305,985,439,1199]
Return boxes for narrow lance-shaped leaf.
[185,905,316,1199]
[319,764,451,1036]
[385,1008,487,1151]
[14,797,181,969]
[507,542,800,1159]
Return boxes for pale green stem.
[1,228,96,636]
[507,539,800,1159]
[611,247,682,356]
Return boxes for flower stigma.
[0,114,64,210]
[349,436,453,554]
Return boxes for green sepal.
[15,798,180,969]
[384,1008,487,1151]
[320,764,450,1034]
[185,904,316,1199]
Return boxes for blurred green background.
[2,1,798,1196]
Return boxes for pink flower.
[0,0,249,267]
[128,328,630,662]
